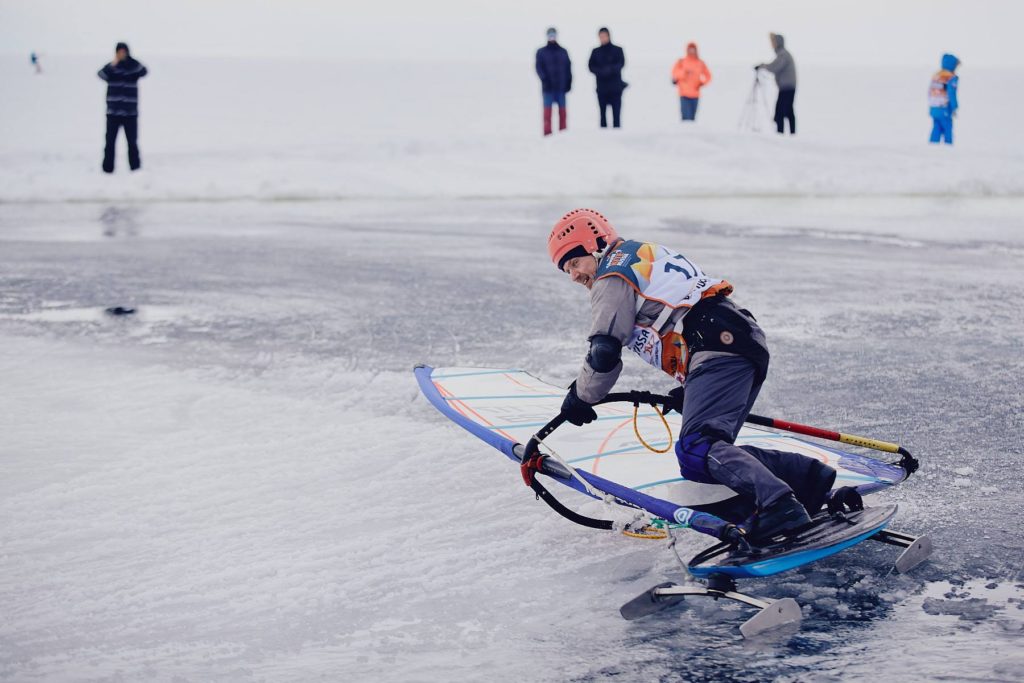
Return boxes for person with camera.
[756,33,796,135]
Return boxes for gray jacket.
[575,276,640,403]
[575,276,762,403]
[762,34,796,90]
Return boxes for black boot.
[796,460,837,516]
[749,493,812,542]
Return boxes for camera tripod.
[738,68,772,133]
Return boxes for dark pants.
[597,90,621,128]
[680,96,699,121]
[774,88,796,134]
[677,355,830,513]
[103,116,140,173]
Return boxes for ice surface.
[1,52,1023,682]
[3,197,1022,681]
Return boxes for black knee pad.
[586,334,622,373]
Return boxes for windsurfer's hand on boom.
[662,386,686,415]
[561,382,597,426]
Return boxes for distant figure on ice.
[30,52,42,74]
[671,42,711,121]
[928,53,960,145]
[536,28,572,136]
[588,27,627,128]
[97,42,148,173]
[756,33,796,135]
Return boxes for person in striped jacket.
[98,42,148,173]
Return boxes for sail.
[415,365,906,520]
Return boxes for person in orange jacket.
[671,43,711,121]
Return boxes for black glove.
[719,523,751,551]
[661,386,686,415]
[827,486,864,516]
[561,382,597,426]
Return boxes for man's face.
[687,46,696,57]
[115,48,128,61]
[599,31,610,46]
[563,255,598,289]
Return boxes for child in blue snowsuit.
[929,53,960,145]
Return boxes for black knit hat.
[557,245,589,272]
[115,42,130,55]
[556,237,608,272]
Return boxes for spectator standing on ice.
[756,33,796,135]
[30,52,42,74]
[588,27,627,129]
[928,53,960,145]
[97,42,147,173]
[671,42,711,121]
[536,28,572,137]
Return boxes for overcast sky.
[2,0,1019,67]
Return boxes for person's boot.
[827,486,864,516]
[103,140,115,173]
[749,493,812,542]
[558,106,567,131]
[543,107,553,136]
[796,460,836,516]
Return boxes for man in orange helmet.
[550,209,835,542]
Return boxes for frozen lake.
[1,198,1022,681]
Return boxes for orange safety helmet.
[548,208,619,270]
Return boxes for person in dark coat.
[756,33,796,135]
[588,27,626,128]
[535,28,572,136]
[97,42,148,172]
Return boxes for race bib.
[628,325,688,383]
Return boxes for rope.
[632,402,672,454]
[531,435,668,538]
[535,437,602,498]
[622,525,669,540]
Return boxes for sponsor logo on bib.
[629,327,662,366]
[607,250,631,268]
